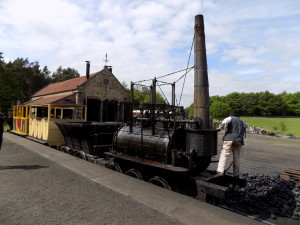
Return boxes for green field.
[241,117,300,137]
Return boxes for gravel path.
[208,132,300,176]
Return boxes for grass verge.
[241,117,300,137]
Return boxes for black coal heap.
[226,173,300,220]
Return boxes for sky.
[1,0,300,107]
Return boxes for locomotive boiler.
[113,119,217,174]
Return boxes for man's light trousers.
[217,140,242,176]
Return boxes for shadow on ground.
[0,165,49,170]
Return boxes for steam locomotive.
[55,14,220,192]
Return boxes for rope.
[175,67,193,83]
[157,80,173,85]
[157,83,170,104]
[133,83,151,88]
[134,66,195,84]
[156,66,194,79]
[131,31,195,107]
[178,36,194,106]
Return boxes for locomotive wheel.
[78,151,87,160]
[106,163,123,173]
[124,169,143,180]
[64,148,70,154]
[148,176,172,190]
[206,194,220,205]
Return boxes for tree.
[224,92,242,113]
[142,92,166,104]
[125,85,166,105]
[258,91,287,116]
[239,92,260,116]
[51,66,80,83]
[28,62,51,96]
[186,103,194,118]
[0,53,24,112]
[210,95,225,105]
[210,101,231,121]
[281,92,300,116]
[293,92,300,115]
[4,58,52,102]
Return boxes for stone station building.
[12,65,130,145]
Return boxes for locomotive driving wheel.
[105,162,123,173]
[148,176,172,190]
[124,169,143,180]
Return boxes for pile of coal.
[227,173,300,220]
[293,184,300,220]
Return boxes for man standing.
[216,110,248,177]
[0,113,4,150]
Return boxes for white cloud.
[0,0,300,107]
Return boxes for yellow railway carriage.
[12,103,86,146]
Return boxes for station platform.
[0,132,260,225]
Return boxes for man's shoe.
[212,171,224,176]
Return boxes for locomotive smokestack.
[193,14,210,129]
[85,61,90,79]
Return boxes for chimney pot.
[85,61,90,79]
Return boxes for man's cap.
[229,110,239,116]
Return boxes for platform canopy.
[20,94,75,106]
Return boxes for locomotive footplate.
[194,171,246,203]
[104,152,188,173]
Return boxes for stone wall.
[79,67,129,102]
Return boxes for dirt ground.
[208,131,300,176]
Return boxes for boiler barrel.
[113,125,170,163]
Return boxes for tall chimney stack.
[85,61,90,79]
[193,14,210,129]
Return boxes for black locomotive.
[55,15,244,201]
[55,14,220,192]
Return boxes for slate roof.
[32,72,98,97]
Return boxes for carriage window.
[36,107,48,118]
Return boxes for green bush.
[279,121,287,132]
[210,101,231,121]
[3,123,10,131]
